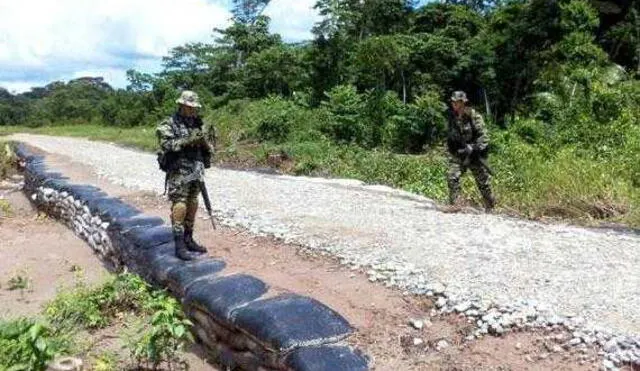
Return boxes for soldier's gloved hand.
[184,129,206,146]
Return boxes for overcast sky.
[0,0,322,93]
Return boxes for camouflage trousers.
[447,157,495,209]
[167,171,201,236]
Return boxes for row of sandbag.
[15,143,370,371]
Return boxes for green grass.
[0,273,194,370]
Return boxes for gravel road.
[11,134,640,339]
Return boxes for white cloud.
[0,0,231,67]
[0,0,232,89]
[0,0,322,92]
[0,81,47,95]
[265,0,321,41]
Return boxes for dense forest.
[1,0,639,224]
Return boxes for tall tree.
[232,0,271,25]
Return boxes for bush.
[0,319,70,371]
[252,96,295,143]
[126,292,193,369]
[383,91,447,153]
[321,85,368,145]
[45,273,151,329]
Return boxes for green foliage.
[126,292,193,369]
[45,273,150,330]
[253,96,295,143]
[0,141,16,179]
[0,319,69,371]
[244,45,309,97]
[93,352,118,371]
[321,85,367,145]
[383,91,448,153]
[0,272,195,371]
[492,133,635,221]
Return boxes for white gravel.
[11,134,640,339]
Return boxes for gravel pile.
[11,134,640,369]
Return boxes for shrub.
[0,319,69,371]
[252,96,295,143]
[126,292,193,369]
[383,91,447,153]
[321,85,368,145]
[45,273,151,329]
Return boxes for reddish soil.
[0,146,625,371]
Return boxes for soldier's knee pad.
[171,202,188,223]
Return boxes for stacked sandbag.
[15,143,370,371]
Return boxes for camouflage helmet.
[176,90,202,108]
[450,91,468,102]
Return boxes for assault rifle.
[460,148,495,176]
[199,180,217,230]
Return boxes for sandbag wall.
[14,144,370,371]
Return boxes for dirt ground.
[0,147,627,371]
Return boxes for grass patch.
[0,140,16,179]
[7,273,30,291]
[1,273,194,370]
[0,318,72,371]
[0,200,11,217]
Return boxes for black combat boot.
[174,231,195,261]
[483,194,496,212]
[184,229,207,253]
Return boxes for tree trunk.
[569,82,577,107]
[483,88,491,118]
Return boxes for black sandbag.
[124,225,174,250]
[66,184,107,201]
[13,144,34,161]
[123,238,174,273]
[108,215,165,232]
[285,345,369,371]
[230,294,353,352]
[165,259,226,295]
[122,241,176,284]
[41,178,70,192]
[184,274,268,322]
[41,172,67,182]
[86,197,140,221]
[25,161,46,172]
[114,227,173,266]
[148,255,184,286]
[25,163,48,181]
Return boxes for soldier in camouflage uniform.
[446,91,495,211]
[156,91,214,260]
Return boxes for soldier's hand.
[185,129,206,146]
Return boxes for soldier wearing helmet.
[446,91,495,211]
[156,90,214,260]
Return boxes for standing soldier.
[446,91,495,211]
[157,91,214,260]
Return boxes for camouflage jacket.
[446,108,489,159]
[156,113,214,175]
